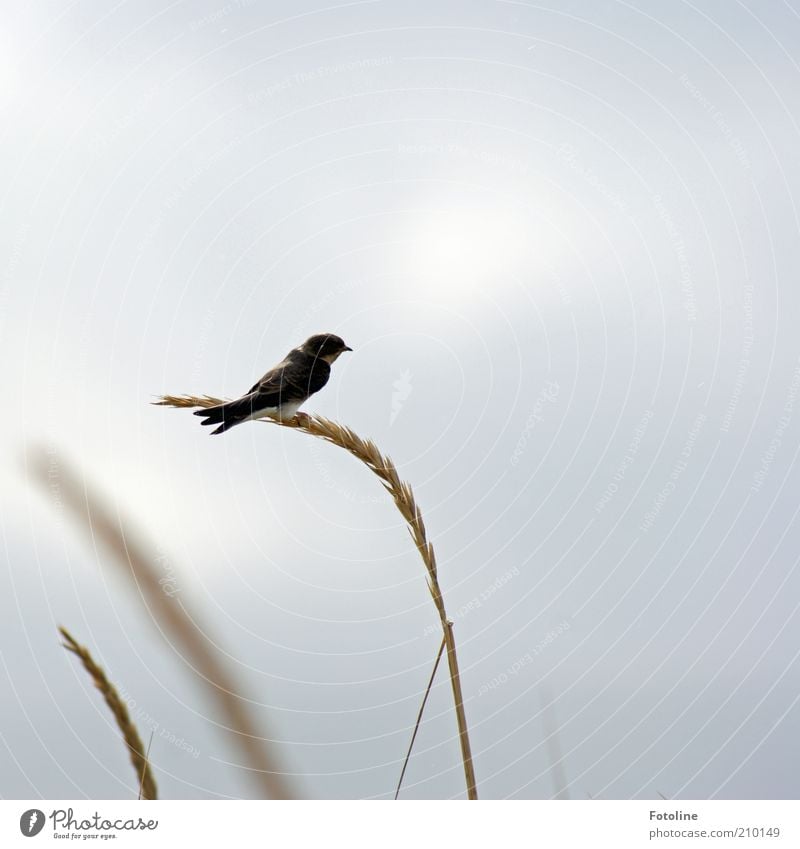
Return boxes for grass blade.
[59,626,158,800]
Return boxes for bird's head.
[301,333,353,364]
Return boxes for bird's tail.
[193,403,242,435]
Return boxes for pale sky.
[2,0,799,799]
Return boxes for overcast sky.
[2,0,800,800]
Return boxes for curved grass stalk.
[59,626,158,800]
[155,394,478,799]
[32,455,295,800]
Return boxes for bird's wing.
[246,358,291,396]
[246,353,330,400]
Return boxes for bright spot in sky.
[407,203,544,296]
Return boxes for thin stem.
[139,731,155,801]
[444,620,477,798]
[395,636,446,800]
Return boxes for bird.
[194,333,352,435]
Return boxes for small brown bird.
[194,333,352,435]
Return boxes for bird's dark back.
[248,349,330,397]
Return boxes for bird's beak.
[343,345,353,352]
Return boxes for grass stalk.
[32,454,295,800]
[59,626,158,800]
[155,394,479,799]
